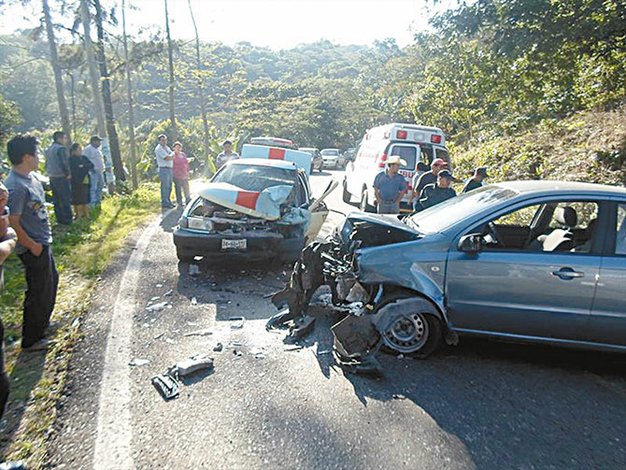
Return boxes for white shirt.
[155,144,173,168]
[84,144,105,173]
[216,151,239,168]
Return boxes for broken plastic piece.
[174,354,214,377]
[183,329,213,337]
[213,342,223,352]
[151,373,180,400]
[191,297,198,305]
[229,316,245,329]
[146,302,169,312]
[128,358,150,367]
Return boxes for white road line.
[93,213,171,469]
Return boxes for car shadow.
[301,314,626,467]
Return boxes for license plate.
[221,239,247,250]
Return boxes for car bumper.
[173,227,305,261]
[323,160,339,168]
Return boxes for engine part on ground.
[151,373,181,400]
[331,315,383,376]
[174,354,214,377]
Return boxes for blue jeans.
[377,201,400,214]
[158,167,173,207]
[89,170,105,207]
[49,177,73,224]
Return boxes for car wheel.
[360,187,374,212]
[342,181,351,203]
[375,294,442,358]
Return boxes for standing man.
[419,170,457,210]
[83,135,105,208]
[373,155,408,214]
[5,135,58,351]
[216,140,239,169]
[154,134,174,208]
[45,131,73,225]
[0,182,17,419]
[462,166,489,193]
[410,158,448,210]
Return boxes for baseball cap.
[90,135,103,142]
[476,166,489,177]
[431,158,448,167]
[438,169,456,180]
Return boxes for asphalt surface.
[47,169,626,469]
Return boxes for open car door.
[306,179,338,242]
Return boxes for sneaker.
[22,339,53,352]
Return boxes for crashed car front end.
[269,211,453,375]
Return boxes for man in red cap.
[410,158,448,211]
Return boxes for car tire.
[375,293,443,358]
[360,187,374,212]
[342,182,352,204]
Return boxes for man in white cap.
[410,157,448,210]
[373,155,408,214]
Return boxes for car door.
[586,201,626,346]
[303,177,337,242]
[446,199,604,340]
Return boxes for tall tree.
[122,0,138,189]
[42,0,71,141]
[187,0,210,159]
[79,0,106,137]
[164,0,177,138]
[93,0,125,181]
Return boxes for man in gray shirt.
[45,131,73,224]
[216,140,239,169]
[154,134,174,208]
[83,135,105,207]
[5,135,58,351]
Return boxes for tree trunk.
[79,0,106,137]
[164,0,177,138]
[187,0,210,160]
[42,0,71,142]
[122,0,138,189]
[93,0,126,182]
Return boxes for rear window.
[321,149,339,156]
[213,164,297,192]
[389,145,417,170]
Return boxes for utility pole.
[122,0,138,189]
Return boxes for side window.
[420,144,434,165]
[616,204,626,255]
[435,148,449,165]
[548,202,598,230]
[493,204,540,227]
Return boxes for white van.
[342,123,449,212]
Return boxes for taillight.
[377,153,387,168]
[396,130,407,139]
[431,134,442,144]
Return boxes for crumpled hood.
[199,182,293,220]
[345,212,418,235]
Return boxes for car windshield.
[406,185,519,233]
[213,164,297,192]
[321,149,339,156]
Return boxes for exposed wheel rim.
[382,312,429,353]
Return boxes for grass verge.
[0,182,160,467]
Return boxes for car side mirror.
[458,233,483,253]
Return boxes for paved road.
[48,170,626,469]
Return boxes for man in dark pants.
[45,131,73,225]
[6,135,58,351]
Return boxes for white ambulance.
[342,123,450,212]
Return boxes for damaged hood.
[346,212,419,235]
[199,182,293,220]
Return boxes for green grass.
[0,182,160,467]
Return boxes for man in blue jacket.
[45,131,73,225]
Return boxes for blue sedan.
[330,181,626,356]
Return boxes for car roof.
[228,158,298,171]
[494,180,626,196]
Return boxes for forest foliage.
[0,0,625,180]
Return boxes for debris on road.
[229,316,245,329]
[150,296,160,302]
[151,373,180,400]
[146,301,170,312]
[191,297,198,305]
[250,348,266,359]
[129,358,150,367]
[283,344,303,352]
[213,342,223,352]
[183,329,213,337]
[164,289,173,297]
[189,264,200,276]
[156,283,163,288]
[173,354,214,377]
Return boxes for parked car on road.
[299,147,323,173]
[321,148,341,169]
[173,146,337,263]
[288,180,626,357]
